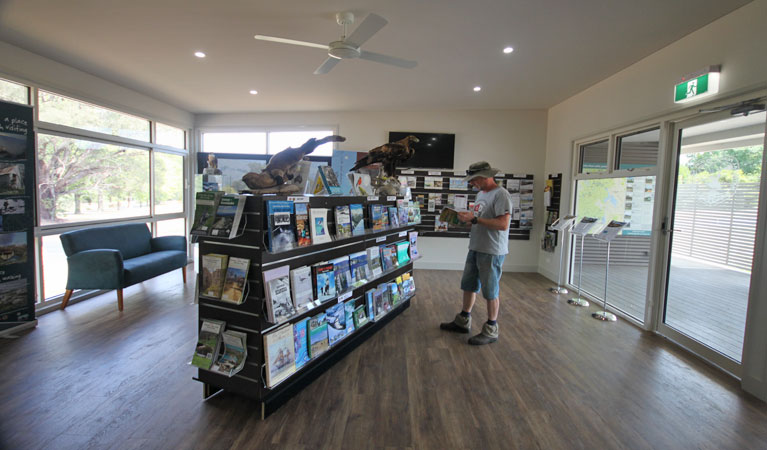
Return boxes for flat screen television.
[388,131,455,169]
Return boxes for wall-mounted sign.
[674,65,720,104]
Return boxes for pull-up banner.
[0,100,36,333]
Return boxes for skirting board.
[0,320,38,338]
[413,260,538,272]
[537,267,559,285]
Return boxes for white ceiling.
[0,0,753,114]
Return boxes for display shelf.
[194,194,417,418]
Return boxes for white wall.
[196,109,548,271]
[539,0,767,281]
[539,0,767,399]
[0,41,193,128]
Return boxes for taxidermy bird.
[242,135,346,189]
[350,135,419,177]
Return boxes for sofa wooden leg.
[117,289,124,312]
[182,265,187,284]
[61,289,73,310]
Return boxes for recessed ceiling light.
[503,47,514,54]
[249,90,258,95]
[473,86,481,92]
[194,51,206,58]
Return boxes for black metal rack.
[194,194,416,418]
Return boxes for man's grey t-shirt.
[469,186,513,255]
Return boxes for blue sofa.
[59,223,187,311]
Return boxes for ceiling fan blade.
[359,50,417,69]
[344,13,387,47]
[314,57,341,75]
[254,35,328,50]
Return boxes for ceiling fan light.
[328,41,361,59]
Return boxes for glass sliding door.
[659,111,766,374]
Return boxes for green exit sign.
[674,66,720,103]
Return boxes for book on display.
[263,265,296,324]
[309,208,332,244]
[209,194,246,239]
[266,200,296,252]
[264,324,296,388]
[294,202,312,247]
[219,257,250,304]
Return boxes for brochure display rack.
[548,215,576,294]
[590,221,627,322]
[0,100,37,336]
[568,217,600,307]
[194,194,418,418]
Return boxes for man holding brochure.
[440,161,512,345]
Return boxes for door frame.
[651,107,767,378]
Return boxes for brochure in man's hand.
[438,207,470,227]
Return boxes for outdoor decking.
[572,255,749,361]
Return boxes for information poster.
[0,100,36,331]
[622,177,654,236]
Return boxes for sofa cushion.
[123,250,187,286]
[61,223,152,260]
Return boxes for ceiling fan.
[255,12,417,75]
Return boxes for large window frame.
[0,74,191,310]
[570,120,665,327]
[198,126,339,157]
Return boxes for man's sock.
[487,319,497,326]
[460,311,470,318]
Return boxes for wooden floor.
[2,266,767,449]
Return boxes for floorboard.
[1,266,766,449]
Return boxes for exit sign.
[674,66,720,103]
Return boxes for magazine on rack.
[211,330,247,377]
[263,324,296,388]
[219,257,250,304]
[263,265,296,324]
[266,200,296,252]
[209,194,246,239]
[191,318,226,370]
[191,191,224,236]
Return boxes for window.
[38,91,150,142]
[0,78,28,104]
[201,129,336,156]
[37,134,150,226]
[616,128,659,171]
[202,132,266,154]
[268,130,335,156]
[154,151,185,215]
[571,176,656,321]
[579,139,608,173]
[156,122,186,148]
[155,218,186,238]
[40,234,67,300]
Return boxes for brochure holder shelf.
[194,194,418,418]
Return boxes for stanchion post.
[549,231,569,294]
[568,233,589,307]
[592,234,618,322]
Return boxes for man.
[440,161,512,345]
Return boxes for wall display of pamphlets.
[395,168,534,240]
[0,100,36,334]
[194,194,419,418]
[542,173,563,252]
